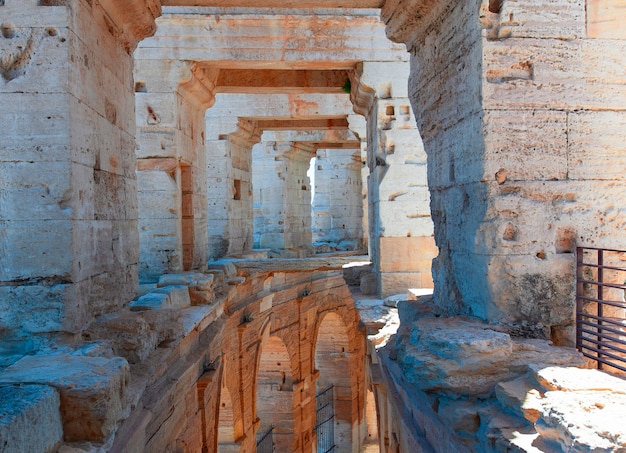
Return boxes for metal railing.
[576,247,626,372]
[256,426,274,453]
[315,386,336,453]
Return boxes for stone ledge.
[0,384,63,453]
[0,354,130,442]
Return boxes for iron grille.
[256,426,274,453]
[315,386,336,453]
[576,247,626,372]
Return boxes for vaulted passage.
[1,0,626,452]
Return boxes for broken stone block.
[129,292,169,311]
[494,375,543,423]
[359,271,378,295]
[535,390,626,452]
[83,314,158,364]
[437,398,481,434]
[129,285,191,311]
[529,365,626,393]
[383,294,407,308]
[407,288,434,300]
[157,273,215,304]
[0,384,63,453]
[0,354,130,442]
[153,285,191,309]
[396,317,515,395]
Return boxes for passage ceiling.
[161,0,384,8]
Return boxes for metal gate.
[256,426,274,453]
[315,386,336,453]
[576,246,626,372]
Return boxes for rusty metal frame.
[576,247,626,373]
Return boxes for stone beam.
[135,11,407,66]
[213,68,350,94]
[255,118,349,132]
[163,0,383,7]
[262,129,358,144]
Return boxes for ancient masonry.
[0,0,625,452]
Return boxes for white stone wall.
[0,0,140,337]
[312,148,363,248]
[386,0,626,339]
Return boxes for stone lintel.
[214,68,350,94]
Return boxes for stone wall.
[312,147,363,249]
[383,0,626,340]
[0,0,158,343]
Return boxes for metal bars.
[315,386,336,453]
[576,247,626,372]
[256,426,274,453]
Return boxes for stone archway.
[315,311,353,453]
[256,334,295,452]
[217,381,237,452]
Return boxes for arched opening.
[315,312,353,452]
[217,382,237,452]
[256,335,295,452]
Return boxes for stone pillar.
[252,141,313,252]
[206,117,261,258]
[0,0,158,342]
[353,61,437,298]
[312,148,363,251]
[382,0,626,339]
[134,62,212,281]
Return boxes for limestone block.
[383,294,406,309]
[0,283,68,334]
[437,398,481,434]
[130,285,191,312]
[483,109,568,182]
[407,288,433,301]
[136,127,177,159]
[154,285,191,309]
[84,313,158,364]
[397,317,515,395]
[494,376,542,423]
[359,271,378,296]
[137,14,407,64]
[0,384,63,453]
[568,111,626,181]
[587,0,626,39]
[489,0,584,40]
[529,366,626,393]
[379,236,438,274]
[483,38,626,111]
[0,354,130,442]
[535,390,626,452]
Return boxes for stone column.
[205,117,261,258]
[312,148,363,251]
[353,61,437,298]
[0,0,158,342]
[134,62,213,281]
[382,0,626,340]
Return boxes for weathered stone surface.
[0,384,63,453]
[530,365,626,393]
[535,390,626,452]
[396,316,588,397]
[495,375,543,423]
[83,313,158,364]
[130,285,190,311]
[0,354,130,442]
[437,398,481,435]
